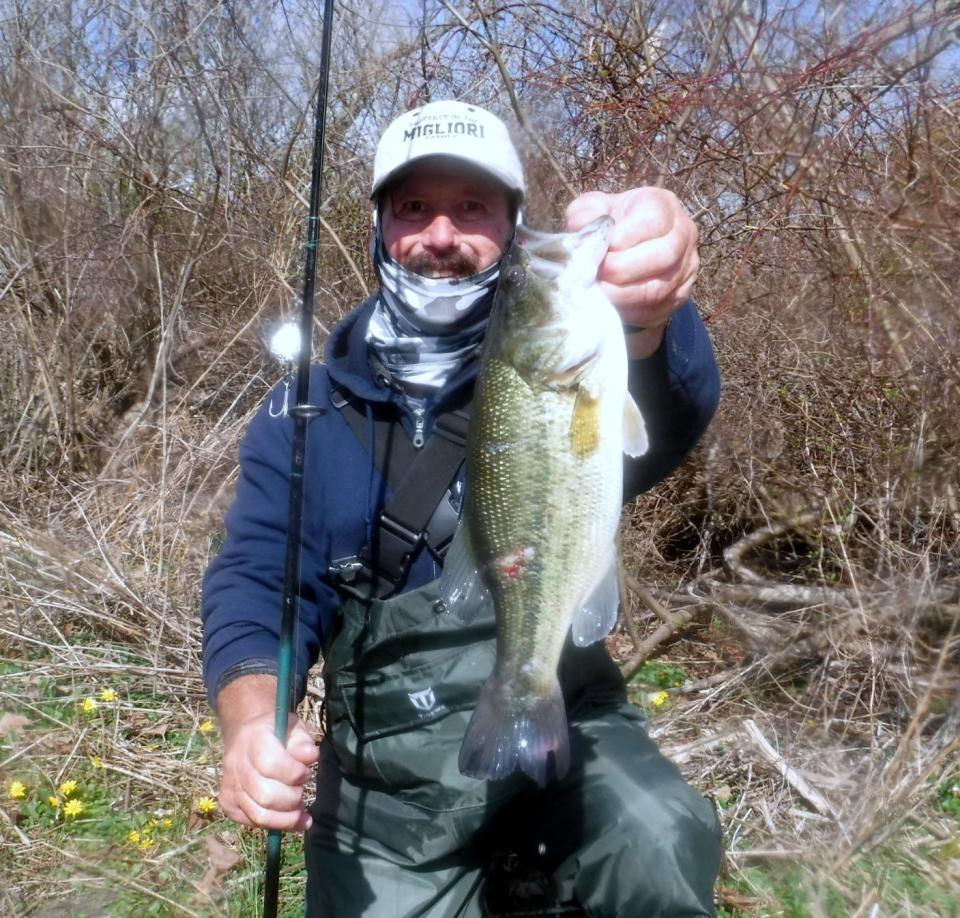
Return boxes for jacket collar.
[324,294,479,413]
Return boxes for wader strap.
[330,387,419,492]
[330,386,469,599]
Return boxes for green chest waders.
[304,391,722,918]
[312,391,525,852]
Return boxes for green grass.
[0,649,307,916]
[720,842,960,917]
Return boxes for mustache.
[405,251,480,279]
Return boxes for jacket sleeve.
[623,300,720,501]
[200,381,335,710]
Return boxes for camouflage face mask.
[365,226,500,390]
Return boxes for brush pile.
[2,1,958,914]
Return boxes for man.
[203,101,722,916]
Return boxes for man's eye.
[395,200,427,218]
[460,200,486,217]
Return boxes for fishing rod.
[263,0,335,914]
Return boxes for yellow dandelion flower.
[58,779,79,797]
[198,719,216,735]
[195,796,218,815]
[138,836,154,851]
[8,780,27,800]
[63,799,85,819]
[89,755,104,769]
[128,830,141,845]
[649,691,670,709]
[148,817,159,828]
[48,795,61,808]
[80,697,98,715]
[99,688,118,703]
[160,817,173,829]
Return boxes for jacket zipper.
[412,405,425,449]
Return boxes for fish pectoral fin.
[571,557,620,646]
[570,383,602,459]
[439,520,490,622]
[622,393,648,458]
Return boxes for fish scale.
[469,355,621,686]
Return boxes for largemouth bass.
[440,216,648,786]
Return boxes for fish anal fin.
[571,558,620,646]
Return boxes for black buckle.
[376,512,423,576]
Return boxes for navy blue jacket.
[201,296,720,707]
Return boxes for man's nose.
[421,213,458,251]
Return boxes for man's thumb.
[287,719,319,763]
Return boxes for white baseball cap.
[371,100,525,202]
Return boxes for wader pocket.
[324,582,504,807]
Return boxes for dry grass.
[614,303,960,915]
[2,1,960,914]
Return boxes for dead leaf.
[195,835,242,898]
[137,723,171,738]
[716,885,759,912]
[0,713,31,736]
[205,835,241,872]
[40,734,77,755]
[712,784,733,804]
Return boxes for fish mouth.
[515,217,614,279]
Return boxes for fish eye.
[506,266,525,286]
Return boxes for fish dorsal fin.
[623,393,648,458]
[571,554,620,647]
[439,520,490,622]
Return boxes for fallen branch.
[622,571,679,625]
[660,724,739,764]
[703,576,853,610]
[619,603,707,681]
[726,847,804,862]
[743,718,837,819]
[723,514,823,584]
[0,807,31,846]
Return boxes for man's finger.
[250,735,314,786]
[236,789,313,833]
[601,260,697,321]
[565,191,613,232]
[599,234,686,287]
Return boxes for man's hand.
[216,674,319,832]
[565,188,699,359]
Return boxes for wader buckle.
[328,556,364,582]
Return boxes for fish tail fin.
[459,676,570,787]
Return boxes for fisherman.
[202,100,723,917]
